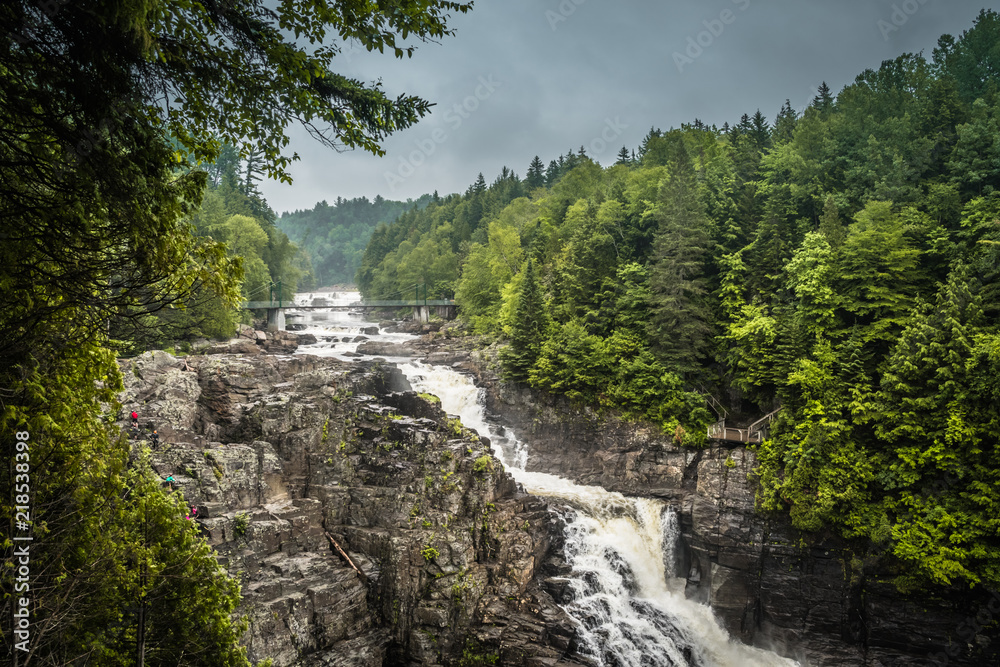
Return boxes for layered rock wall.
[119,351,582,666]
[469,357,998,667]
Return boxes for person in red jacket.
[130,410,138,426]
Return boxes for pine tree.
[500,259,549,382]
[773,99,797,144]
[812,81,834,116]
[616,146,631,165]
[545,159,560,186]
[750,109,771,150]
[526,156,546,190]
[646,140,713,378]
[818,195,845,247]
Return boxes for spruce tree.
[616,146,632,165]
[773,99,797,144]
[646,139,713,378]
[818,195,845,247]
[746,184,795,296]
[812,81,835,116]
[638,126,662,158]
[500,259,549,382]
[545,159,560,186]
[750,109,772,150]
[526,156,546,190]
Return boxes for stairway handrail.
[746,407,782,435]
[695,387,729,420]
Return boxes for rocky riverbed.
[119,324,998,667]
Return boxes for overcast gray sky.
[259,0,998,215]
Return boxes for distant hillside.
[278,194,434,286]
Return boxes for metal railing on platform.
[707,421,764,443]
[707,407,782,444]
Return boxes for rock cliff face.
[119,351,582,667]
[469,358,998,667]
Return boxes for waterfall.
[400,361,797,667]
[292,303,798,667]
[662,507,681,586]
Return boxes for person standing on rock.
[151,429,159,448]
[130,409,138,426]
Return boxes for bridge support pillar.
[434,305,457,320]
[415,305,429,324]
[266,308,285,331]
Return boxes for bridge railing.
[707,407,782,444]
[349,300,456,307]
[242,299,457,309]
[707,420,764,443]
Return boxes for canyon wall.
[469,353,998,667]
[119,349,582,666]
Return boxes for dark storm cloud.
[261,0,998,214]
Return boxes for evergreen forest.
[357,10,1000,592]
[277,193,433,288]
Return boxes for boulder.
[356,341,416,357]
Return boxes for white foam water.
[399,361,798,667]
[293,298,798,667]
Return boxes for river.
[287,291,798,667]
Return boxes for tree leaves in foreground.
[1,0,473,662]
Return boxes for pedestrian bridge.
[242,299,457,330]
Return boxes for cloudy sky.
[259,0,997,216]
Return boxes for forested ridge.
[277,193,433,287]
[359,10,1000,591]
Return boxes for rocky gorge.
[464,354,999,667]
[119,343,581,667]
[118,324,998,667]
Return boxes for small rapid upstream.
[291,292,798,667]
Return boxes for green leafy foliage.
[499,259,549,382]
[1,0,474,659]
[355,10,1000,591]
